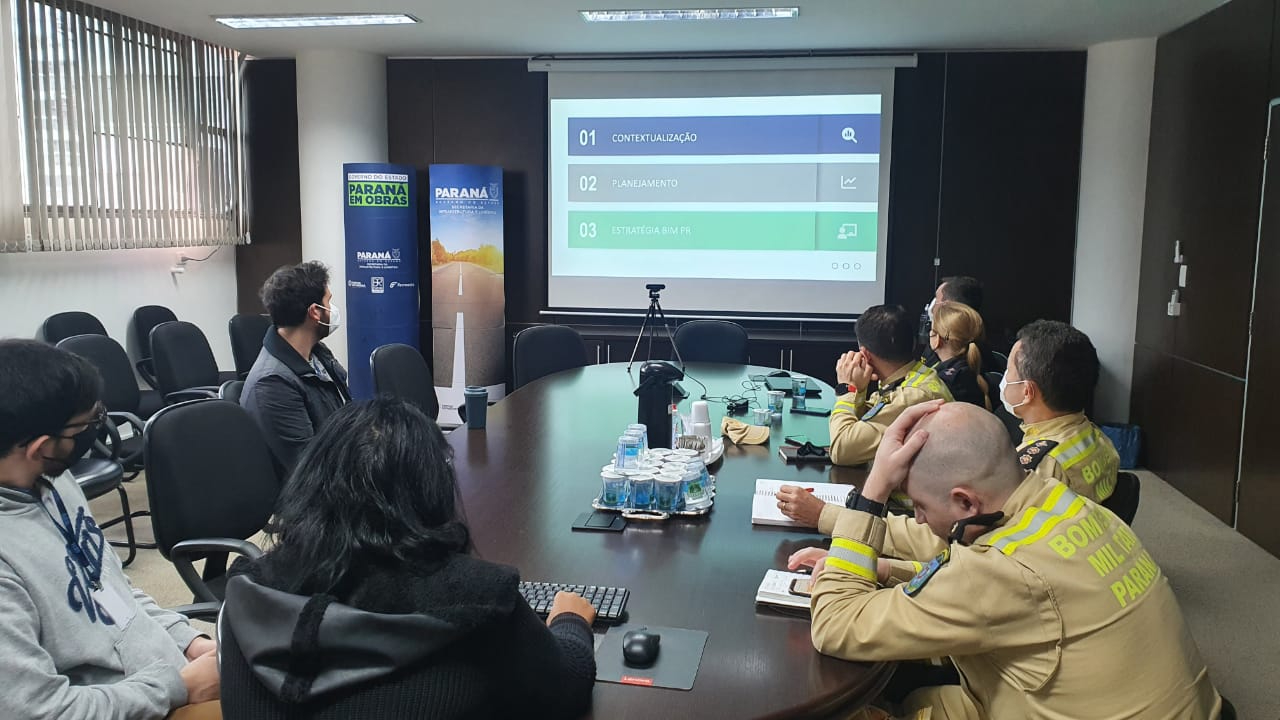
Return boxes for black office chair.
[131,305,178,390]
[987,350,1009,374]
[41,311,107,344]
[219,379,245,404]
[228,313,272,380]
[1220,696,1237,720]
[150,321,224,404]
[370,343,440,420]
[512,325,589,389]
[57,334,155,564]
[985,370,1023,447]
[673,320,749,364]
[1101,471,1141,525]
[143,399,279,603]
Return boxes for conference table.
[447,362,893,720]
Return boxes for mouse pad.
[594,623,709,691]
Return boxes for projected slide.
[549,95,884,288]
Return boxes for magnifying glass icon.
[841,127,858,143]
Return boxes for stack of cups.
[689,400,712,445]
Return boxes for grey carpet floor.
[92,470,1279,718]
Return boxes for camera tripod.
[627,283,685,373]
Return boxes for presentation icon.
[836,223,858,240]
[841,127,858,143]
[840,176,858,190]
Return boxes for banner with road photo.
[344,162,420,400]
[429,164,505,425]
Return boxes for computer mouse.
[622,630,661,668]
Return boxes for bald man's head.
[900,403,1024,540]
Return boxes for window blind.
[0,0,247,252]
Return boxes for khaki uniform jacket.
[1019,412,1120,503]
[809,474,1221,720]
[829,360,953,466]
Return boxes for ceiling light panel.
[580,7,799,23]
[214,14,420,30]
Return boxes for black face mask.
[947,511,1006,545]
[42,413,103,475]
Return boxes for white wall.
[0,246,239,369]
[295,49,388,368]
[1073,38,1158,423]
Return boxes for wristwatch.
[836,383,856,395]
[844,487,887,517]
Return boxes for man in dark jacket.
[240,262,350,474]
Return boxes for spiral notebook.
[752,479,850,527]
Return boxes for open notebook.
[755,569,813,610]
[752,479,851,527]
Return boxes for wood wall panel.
[237,60,302,314]
[933,52,1087,351]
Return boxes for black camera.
[645,283,666,292]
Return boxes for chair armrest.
[171,538,263,603]
[136,359,159,390]
[172,538,264,560]
[106,412,145,465]
[170,601,222,623]
[164,388,220,403]
[91,417,123,462]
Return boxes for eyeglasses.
[51,404,106,440]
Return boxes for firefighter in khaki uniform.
[999,320,1119,503]
[830,305,952,466]
[786,402,1221,720]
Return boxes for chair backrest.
[132,305,178,361]
[57,334,141,414]
[1101,471,1141,525]
[143,399,280,556]
[41,311,107,344]
[512,325,588,389]
[370,343,440,419]
[219,379,245,404]
[228,313,272,379]
[673,320,749,364]
[987,350,1010,374]
[150,321,220,396]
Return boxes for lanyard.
[39,480,103,592]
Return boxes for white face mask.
[925,298,935,315]
[999,374,1028,416]
[315,302,341,334]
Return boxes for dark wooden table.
[447,363,893,719]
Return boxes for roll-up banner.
[344,162,420,400]
[428,164,506,425]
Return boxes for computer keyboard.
[519,581,630,624]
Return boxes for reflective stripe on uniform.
[902,360,954,401]
[833,399,859,416]
[827,537,878,581]
[1049,427,1100,471]
[986,484,1086,555]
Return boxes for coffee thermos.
[635,361,684,449]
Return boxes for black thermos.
[635,361,683,449]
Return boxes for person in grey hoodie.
[0,339,221,720]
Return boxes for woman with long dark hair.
[218,398,597,719]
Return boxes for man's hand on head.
[863,400,944,501]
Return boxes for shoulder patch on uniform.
[903,547,950,597]
[859,400,888,422]
[1017,439,1059,471]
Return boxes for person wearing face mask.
[920,276,985,366]
[0,340,221,720]
[927,302,990,410]
[786,402,1222,720]
[998,320,1119,503]
[241,261,351,476]
[829,305,953,466]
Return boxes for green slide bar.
[567,211,877,251]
